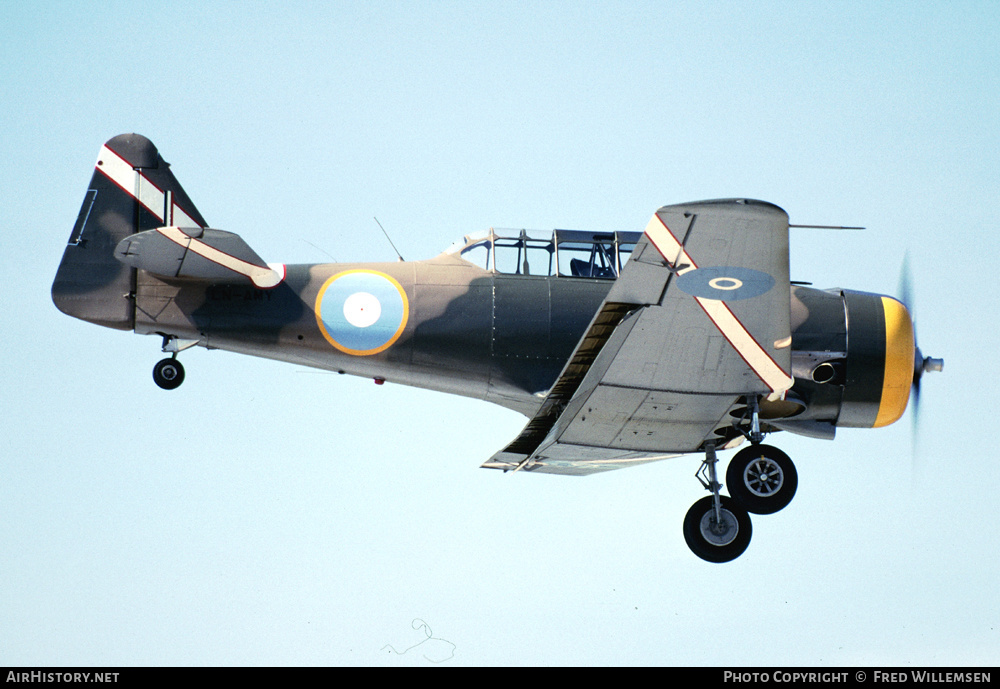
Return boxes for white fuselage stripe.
[644,213,792,393]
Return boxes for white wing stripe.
[694,297,793,392]
[644,213,792,393]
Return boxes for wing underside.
[483,199,794,476]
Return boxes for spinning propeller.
[898,254,943,440]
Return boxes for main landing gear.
[683,397,798,563]
[726,444,797,515]
[684,444,754,563]
[152,336,196,390]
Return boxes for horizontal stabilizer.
[114,226,284,288]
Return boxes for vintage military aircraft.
[53,134,942,562]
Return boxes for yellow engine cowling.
[837,290,915,428]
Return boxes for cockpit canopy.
[444,228,642,279]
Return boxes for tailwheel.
[683,495,752,563]
[153,357,185,390]
[726,444,797,515]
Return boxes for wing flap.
[114,226,283,288]
[558,387,737,452]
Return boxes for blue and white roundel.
[315,270,409,355]
[675,266,775,302]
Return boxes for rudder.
[52,134,207,330]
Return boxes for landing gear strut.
[682,396,800,562]
[727,395,798,514]
[684,443,753,563]
[152,335,196,390]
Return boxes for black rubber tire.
[726,444,797,515]
[153,358,185,390]
[683,495,752,563]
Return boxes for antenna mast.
[374,217,404,261]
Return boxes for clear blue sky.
[2,0,997,666]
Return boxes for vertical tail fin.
[52,134,207,330]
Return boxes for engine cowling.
[838,289,915,428]
[771,286,917,438]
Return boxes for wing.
[114,226,284,289]
[483,199,794,476]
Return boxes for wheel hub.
[745,458,783,497]
[700,508,739,546]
